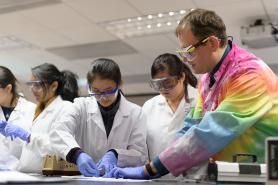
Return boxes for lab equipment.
[42,155,80,176]
[176,37,209,62]
[266,137,278,185]
[207,155,266,183]
[149,76,178,92]
[25,80,43,92]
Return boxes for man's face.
[177,27,212,74]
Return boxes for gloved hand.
[97,151,117,176]
[107,166,148,179]
[0,120,7,136]
[4,124,30,142]
[0,165,10,171]
[76,152,99,177]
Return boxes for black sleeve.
[66,147,84,164]
[108,149,118,159]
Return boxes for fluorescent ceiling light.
[97,9,188,39]
[0,36,38,51]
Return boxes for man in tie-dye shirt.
[107,8,278,179]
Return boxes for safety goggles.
[88,86,118,100]
[176,37,209,62]
[26,80,43,92]
[149,76,178,92]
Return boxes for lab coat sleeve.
[26,133,54,157]
[49,101,83,159]
[155,70,274,176]
[26,102,73,157]
[115,109,148,167]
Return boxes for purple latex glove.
[0,165,10,171]
[107,166,148,179]
[0,120,7,136]
[76,152,99,177]
[97,151,117,176]
[4,124,30,142]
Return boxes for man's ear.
[208,36,220,52]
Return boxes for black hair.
[151,53,198,97]
[31,63,79,102]
[87,58,122,86]
[0,66,19,106]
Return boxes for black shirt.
[97,92,121,138]
[2,106,14,121]
[209,42,231,88]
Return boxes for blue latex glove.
[76,152,99,177]
[4,124,30,142]
[97,151,117,177]
[0,165,10,171]
[107,166,148,179]
[0,120,7,136]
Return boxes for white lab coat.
[17,96,72,173]
[50,95,147,167]
[0,97,35,159]
[143,95,195,160]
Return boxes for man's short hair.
[176,9,227,47]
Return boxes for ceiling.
[0,0,277,96]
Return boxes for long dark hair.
[87,58,122,87]
[31,63,79,102]
[151,53,197,97]
[0,66,19,106]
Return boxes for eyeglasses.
[26,80,43,92]
[149,76,178,92]
[176,37,209,62]
[88,86,118,100]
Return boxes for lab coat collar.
[157,94,194,105]
[33,96,63,123]
[2,97,28,122]
[109,94,130,133]
[157,94,195,114]
[43,96,63,113]
[157,94,190,106]
[157,95,167,106]
[116,94,130,117]
[86,97,98,114]
[13,97,28,112]
[87,93,130,134]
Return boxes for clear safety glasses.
[88,86,119,100]
[176,37,209,62]
[149,76,179,92]
[26,80,43,92]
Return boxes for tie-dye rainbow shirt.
[154,41,278,176]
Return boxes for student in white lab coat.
[144,53,197,163]
[50,58,147,177]
[0,66,35,161]
[0,63,79,173]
